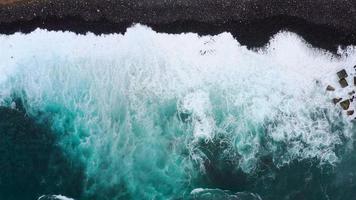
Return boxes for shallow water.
[0,25,355,200]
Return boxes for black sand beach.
[1,0,356,52]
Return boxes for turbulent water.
[0,25,355,200]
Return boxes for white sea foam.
[38,195,75,200]
[179,90,215,139]
[0,25,354,199]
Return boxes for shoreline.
[1,1,356,52]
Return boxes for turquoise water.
[0,25,355,200]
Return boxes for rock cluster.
[326,67,356,120]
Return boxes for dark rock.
[326,85,335,91]
[333,98,343,104]
[347,110,354,116]
[340,99,350,110]
[349,91,355,95]
[354,77,356,86]
[337,69,348,79]
[339,78,349,88]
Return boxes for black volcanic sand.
[1,0,356,52]
[0,106,84,200]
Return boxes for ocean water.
[0,25,355,200]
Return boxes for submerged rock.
[337,69,348,79]
[333,98,343,104]
[339,78,349,88]
[340,100,350,110]
[347,110,354,116]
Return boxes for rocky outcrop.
[326,67,356,120]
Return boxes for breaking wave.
[0,25,355,199]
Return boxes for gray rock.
[339,78,348,88]
[340,100,350,110]
[347,110,354,116]
[326,85,335,91]
[337,69,348,79]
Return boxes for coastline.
[1,2,356,199]
[0,0,356,52]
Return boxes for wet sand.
[0,0,356,52]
